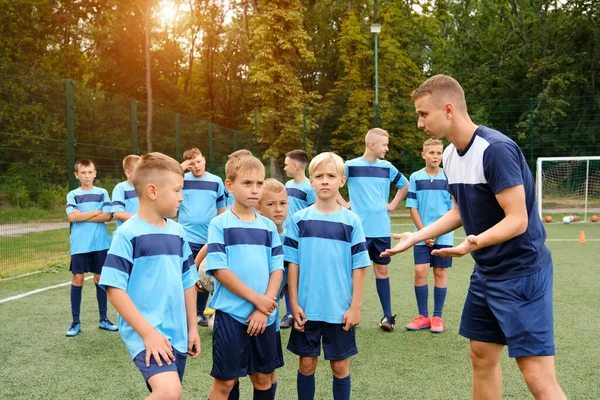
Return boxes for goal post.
[536,156,600,221]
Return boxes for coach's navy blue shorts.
[459,259,555,358]
[211,311,279,380]
[69,250,107,275]
[287,321,358,361]
[413,244,453,268]
[189,242,204,259]
[133,348,188,392]
[366,237,391,265]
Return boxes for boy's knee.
[250,372,272,390]
[433,268,446,279]
[518,357,559,396]
[72,274,85,286]
[298,357,318,375]
[373,264,388,278]
[414,265,429,280]
[329,359,349,378]
[212,379,236,394]
[150,383,183,400]
[93,274,101,285]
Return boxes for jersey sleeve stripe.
[272,245,284,257]
[104,254,133,275]
[283,237,298,249]
[351,242,367,255]
[207,243,226,253]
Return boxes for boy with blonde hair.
[286,152,370,400]
[100,152,200,399]
[280,149,316,328]
[224,149,253,209]
[65,159,116,337]
[405,139,454,333]
[206,155,284,400]
[112,154,141,229]
[179,147,226,326]
[338,128,408,331]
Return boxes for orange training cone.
[579,230,586,243]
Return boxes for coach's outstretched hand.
[431,235,480,258]
[380,232,418,258]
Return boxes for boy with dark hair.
[100,152,200,398]
[286,152,370,400]
[179,147,226,326]
[65,159,116,337]
[280,149,315,328]
[206,155,284,400]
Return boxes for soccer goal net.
[536,156,600,221]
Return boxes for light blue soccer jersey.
[225,191,235,209]
[344,157,408,238]
[283,206,371,324]
[444,125,551,279]
[111,181,139,229]
[99,216,199,359]
[66,187,111,255]
[406,168,454,246]
[275,230,288,332]
[284,178,316,228]
[179,172,226,245]
[206,211,284,326]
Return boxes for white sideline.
[0,276,93,304]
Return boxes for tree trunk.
[145,0,153,152]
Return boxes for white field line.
[0,276,93,304]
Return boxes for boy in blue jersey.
[112,155,141,229]
[179,147,226,327]
[65,159,117,337]
[99,153,201,398]
[286,152,370,400]
[405,139,454,333]
[383,75,566,399]
[206,155,284,400]
[337,128,408,331]
[280,149,316,328]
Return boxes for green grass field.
[1,224,599,399]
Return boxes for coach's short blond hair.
[225,154,265,181]
[131,152,184,197]
[261,178,286,198]
[365,128,389,146]
[309,152,345,177]
[412,74,467,109]
[122,155,141,172]
[423,138,443,150]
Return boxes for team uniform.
[206,211,284,380]
[284,206,370,360]
[284,178,316,229]
[444,125,554,358]
[273,230,288,369]
[66,187,112,273]
[111,181,139,229]
[406,168,454,267]
[99,216,199,389]
[344,157,408,264]
[179,171,226,320]
[225,190,235,209]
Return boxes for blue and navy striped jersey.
[344,157,408,238]
[179,171,226,245]
[66,186,111,255]
[206,211,284,326]
[283,206,370,324]
[111,181,139,229]
[284,178,316,229]
[99,216,199,359]
[406,167,454,246]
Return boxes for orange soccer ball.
[592,215,599,223]
[544,216,552,223]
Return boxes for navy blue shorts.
[287,321,358,361]
[366,237,391,265]
[413,245,453,268]
[274,330,285,369]
[459,260,555,358]
[133,348,188,392]
[69,250,107,275]
[189,242,204,259]
[211,311,279,380]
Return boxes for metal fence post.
[131,101,138,154]
[175,113,181,162]
[208,122,214,171]
[529,97,535,172]
[66,79,77,190]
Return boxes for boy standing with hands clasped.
[206,155,284,400]
[285,152,370,400]
[99,153,200,399]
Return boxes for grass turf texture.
[0,224,599,399]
